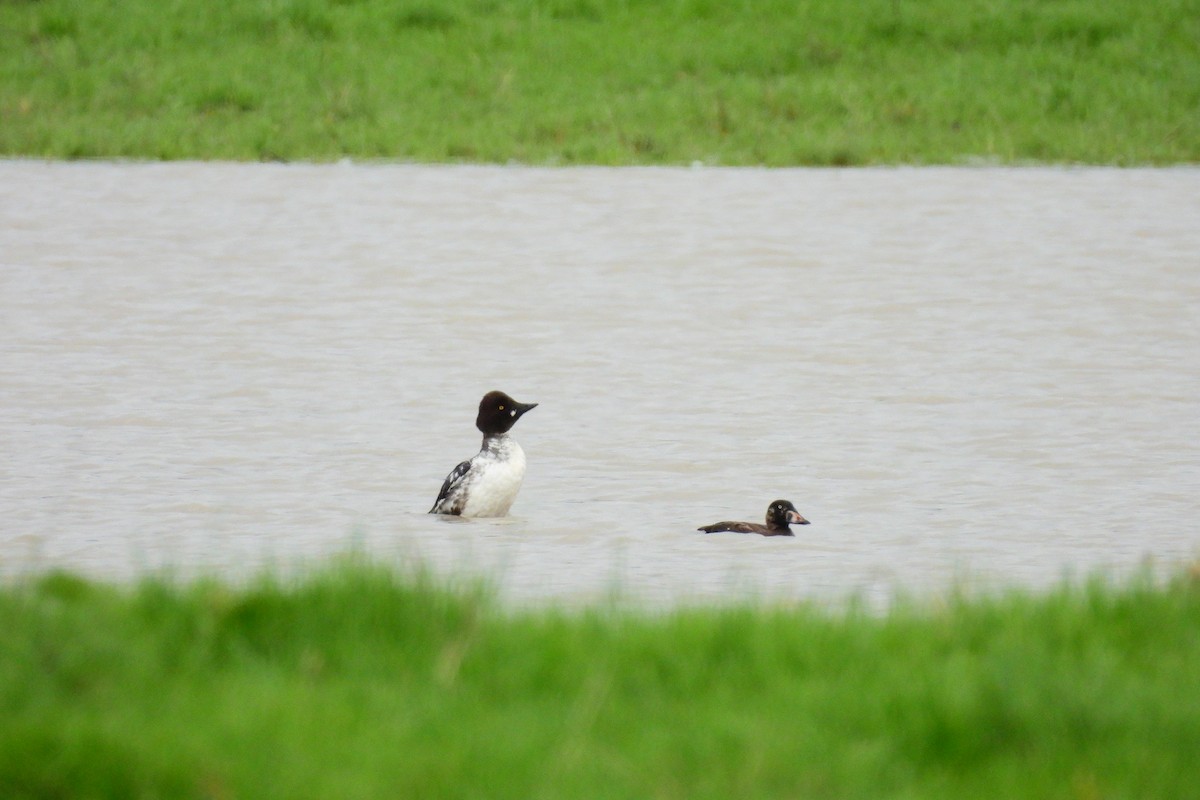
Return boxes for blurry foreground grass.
[1,0,1198,164]
[3,559,1200,798]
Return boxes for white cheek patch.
[510,410,516,417]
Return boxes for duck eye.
[498,405,505,410]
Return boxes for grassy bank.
[2,562,1199,798]
[2,0,1198,164]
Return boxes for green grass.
[2,0,1198,164]
[3,560,1200,798]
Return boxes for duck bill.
[513,401,538,419]
[787,510,810,525]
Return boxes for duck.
[697,499,810,537]
[429,390,537,517]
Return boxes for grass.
[3,2,1199,793]
[1,0,1198,164]
[3,559,1200,798]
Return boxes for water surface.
[3,161,1198,607]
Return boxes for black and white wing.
[429,458,473,515]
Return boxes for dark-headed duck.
[429,390,537,517]
[698,499,810,537]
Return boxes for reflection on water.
[2,161,1198,607]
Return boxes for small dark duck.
[697,499,810,537]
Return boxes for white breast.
[460,437,526,517]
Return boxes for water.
[3,161,1198,608]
